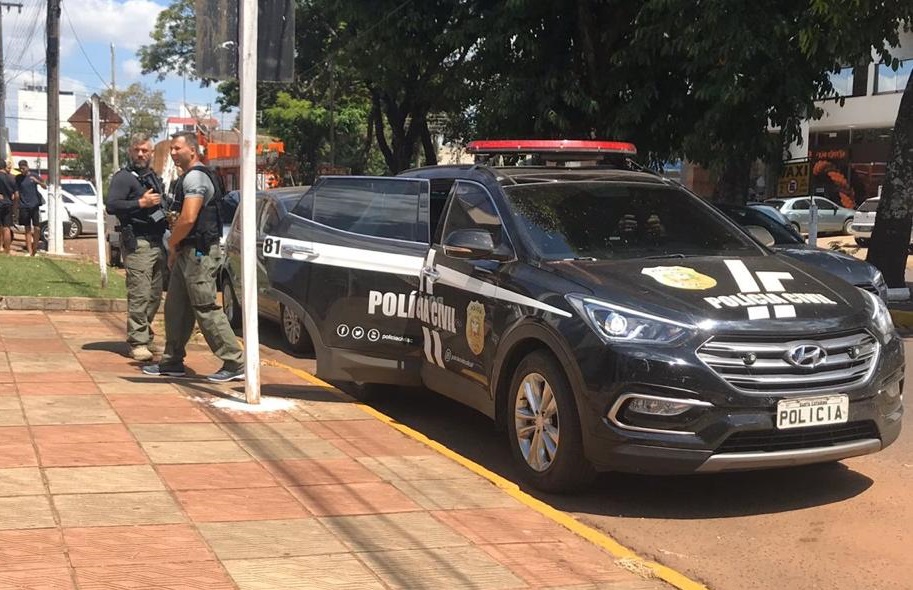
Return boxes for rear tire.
[221,277,242,328]
[280,303,312,353]
[842,218,853,235]
[791,221,802,234]
[507,350,595,493]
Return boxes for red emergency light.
[466,139,637,156]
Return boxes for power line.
[61,0,109,91]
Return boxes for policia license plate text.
[776,395,849,430]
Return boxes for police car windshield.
[504,182,760,261]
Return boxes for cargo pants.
[160,244,243,369]
[124,238,165,347]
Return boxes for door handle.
[422,266,440,282]
[285,245,317,260]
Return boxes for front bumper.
[850,224,873,239]
[575,335,904,475]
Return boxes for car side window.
[815,198,837,210]
[440,182,505,247]
[313,178,424,242]
[291,189,314,219]
[258,202,278,236]
[792,199,810,211]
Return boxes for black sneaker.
[207,366,245,383]
[142,363,187,377]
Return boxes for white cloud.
[62,0,165,52]
[122,59,144,80]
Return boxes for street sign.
[68,100,122,141]
[777,161,810,198]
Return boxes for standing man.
[106,135,168,361]
[142,131,244,382]
[15,160,46,256]
[0,161,17,254]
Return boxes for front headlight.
[861,288,894,344]
[566,294,695,345]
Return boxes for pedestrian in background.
[142,131,244,382]
[106,135,168,361]
[0,161,17,254]
[15,160,45,256]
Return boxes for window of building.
[827,66,868,98]
[875,59,912,94]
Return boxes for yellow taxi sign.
[777,161,810,197]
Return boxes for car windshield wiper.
[644,253,697,259]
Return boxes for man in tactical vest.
[106,134,168,360]
[142,131,244,382]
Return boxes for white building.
[16,85,77,144]
[164,104,217,138]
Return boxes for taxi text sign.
[777,161,810,197]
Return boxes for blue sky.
[3,0,228,143]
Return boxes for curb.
[0,296,127,312]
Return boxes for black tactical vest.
[173,164,223,251]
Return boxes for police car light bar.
[466,139,638,156]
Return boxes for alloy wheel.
[282,306,302,345]
[514,372,559,472]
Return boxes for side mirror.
[443,229,509,260]
[744,225,775,247]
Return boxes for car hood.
[545,254,870,333]
[771,245,876,285]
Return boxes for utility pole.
[111,44,118,170]
[0,2,24,162]
[328,54,335,166]
[47,0,63,254]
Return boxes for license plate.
[776,395,849,430]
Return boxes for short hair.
[17,160,27,167]
[171,131,199,151]
[128,133,152,147]
[0,160,7,170]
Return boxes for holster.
[120,224,138,254]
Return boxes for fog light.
[882,381,902,400]
[627,397,691,416]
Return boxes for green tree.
[103,82,168,140]
[137,0,196,81]
[61,129,114,185]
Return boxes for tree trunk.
[866,73,913,288]
[420,117,437,166]
[711,155,752,205]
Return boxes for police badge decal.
[641,266,717,290]
[466,301,486,355]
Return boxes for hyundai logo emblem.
[785,344,827,368]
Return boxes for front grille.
[697,331,878,393]
[716,421,880,453]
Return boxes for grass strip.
[0,255,126,299]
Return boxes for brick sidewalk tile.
[0,310,670,590]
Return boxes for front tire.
[507,350,594,493]
[842,218,853,235]
[791,221,802,234]
[221,276,241,328]
[280,303,312,353]
[67,218,82,239]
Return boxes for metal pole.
[91,95,107,287]
[0,3,24,163]
[239,0,260,404]
[808,200,818,248]
[111,44,119,170]
[47,0,63,254]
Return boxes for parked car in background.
[847,197,913,248]
[11,204,73,243]
[60,180,99,206]
[718,203,888,301]
[37,187,98,238]
[765,196,856,235]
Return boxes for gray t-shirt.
[181,167,216,205]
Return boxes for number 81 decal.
[262,236,282,258]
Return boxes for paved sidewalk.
[0,310,668,590]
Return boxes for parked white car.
[60,179,99,206]
[849,197,913,247]
[36,186,99,238]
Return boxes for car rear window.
[858,199,879,212]
[504,183,760,260]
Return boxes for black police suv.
[222,140,903,492]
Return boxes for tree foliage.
[137,0,197,81]
[61,128,114,182]
[102,83,168,140]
